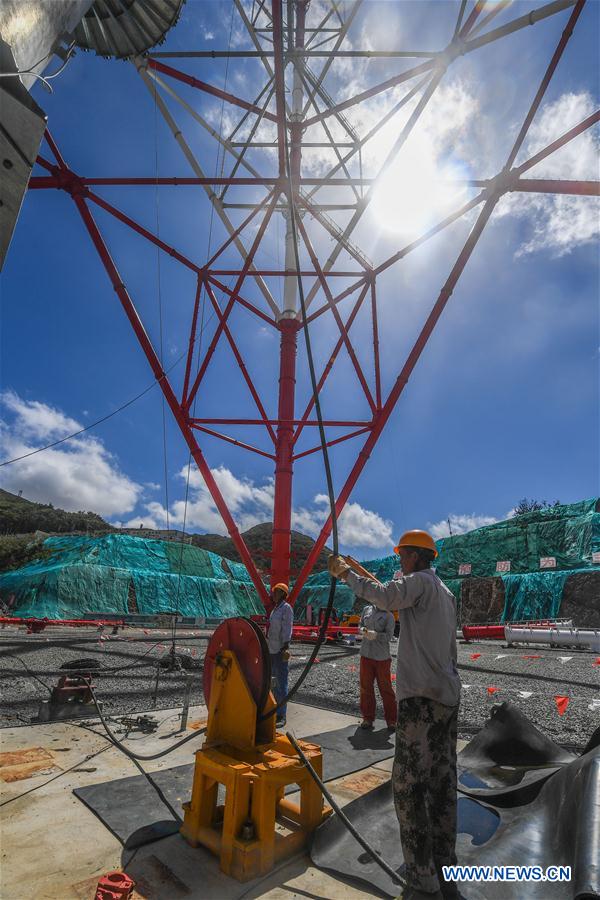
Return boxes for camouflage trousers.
[392,697,459,895]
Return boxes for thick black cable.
[1,651,205,760]
[0,669,177,822]
[259,13,339,721]
[85,681,205,760]
[287,732,405,889]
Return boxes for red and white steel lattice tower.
[30,0,599,609]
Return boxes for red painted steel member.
[357,603,397,731]
[329,530,461,899]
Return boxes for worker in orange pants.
[358,604,396,730]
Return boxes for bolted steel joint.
[487,167,520,199]
[56,168,87,197]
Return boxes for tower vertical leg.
[271,318,300,594]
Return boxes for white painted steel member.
[505,624,600,652]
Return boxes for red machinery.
[462,625,506,642]
[292,624,358,644]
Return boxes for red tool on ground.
[95,871,135,899]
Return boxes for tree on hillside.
[512,498,561,516]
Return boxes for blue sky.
[1,0,598,557]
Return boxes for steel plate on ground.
[203,617,270,710]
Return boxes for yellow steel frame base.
[180,649,331,881]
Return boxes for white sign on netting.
[496,560,511,573]
[458,564,472,576]
[540,557,557,568]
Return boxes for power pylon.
[30,0,599,608]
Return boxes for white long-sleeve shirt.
[267,600,293,653]
[359,605,395,660]
[345,568,461,707]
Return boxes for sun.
[370,132,471,239]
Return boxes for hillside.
[0,489,114,536]
[0,490,330,575]
[192,522,332,574]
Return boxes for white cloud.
[428,513,499,540]
[0,391,143,517]
[132,465,276,535]
[293,493,394,551]
[496,92,600,257]
[2,390,81,441]
[130,463,393,552]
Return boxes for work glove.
[328,554,351,579]
[361,628,377,640]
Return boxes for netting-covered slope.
[435,498,599,579]
[0,534,263,620]
[297,499,600,625]
[295,554,400,621]
[436,498,600,622]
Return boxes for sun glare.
[370,135,470,239]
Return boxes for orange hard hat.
[394,530,438,558]
[272,582,289,595]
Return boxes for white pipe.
[505,624,600,652]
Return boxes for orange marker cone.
[554,695,570,716]
[470,653,481,660]
[487,687,499,695]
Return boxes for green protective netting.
[500,569,585,623]
[296,498,599,625]
[435,499,600,579]
[295,554,403,621]
[433,498,600,624]
[0,534,263,620]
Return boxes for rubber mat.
[311,747,600,899]
[73,721,395,848]
[457,701,576,806]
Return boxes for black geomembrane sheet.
[74,721,396,848]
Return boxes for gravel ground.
[1,627,598,750]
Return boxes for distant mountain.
[0,488,114,536]
[0,490,330,575]
[192,522,332,574]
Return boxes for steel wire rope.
[0,350,188,467]
[260,13,404,891]
[259,7,340,722]
[0,669,184,821]
[0,44,76,93]
[0,741,114,809]
[152,79,171,538]
[168,5,236,661]
[1,650,207,761]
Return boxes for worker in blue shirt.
[267,582,293,727]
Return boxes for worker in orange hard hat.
[328,529,461,899]
[267,582,293,728]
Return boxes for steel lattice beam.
[27,0,597,610]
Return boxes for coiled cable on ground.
[85,681,205,761]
